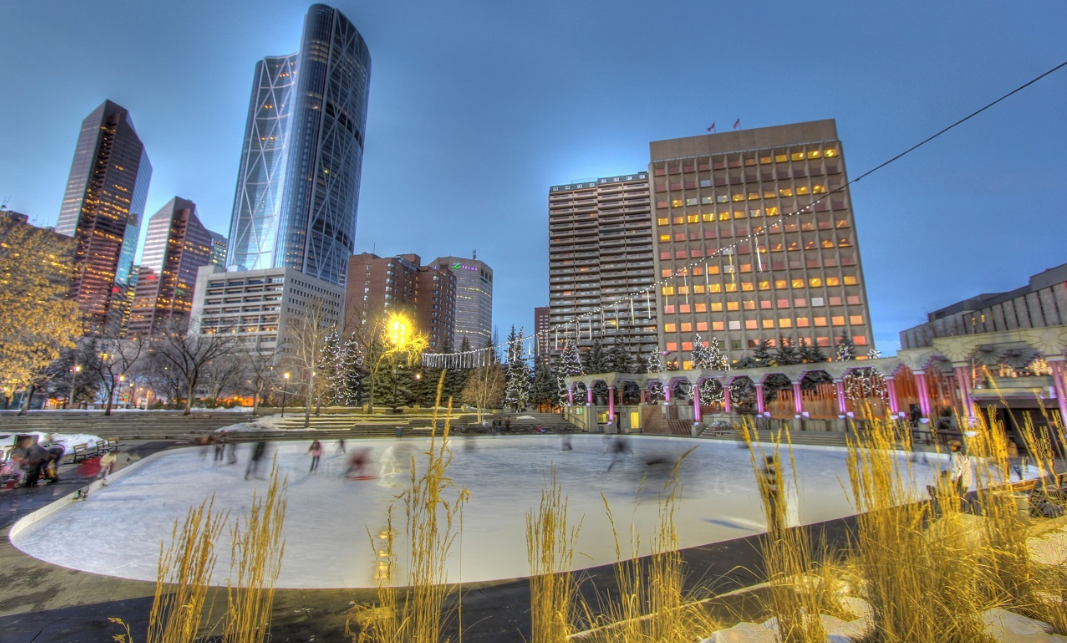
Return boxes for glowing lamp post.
[281,372,290,417]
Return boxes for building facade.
[548,173,657,360]
[209,231,228,268]
[345,253,457,351]
[534,306,550,356]
[189,265,344,353]
[649,120,874,368]
[900,262,1067,350]
[56,100,152,332]
[128,198,214,336]
[227,3,371,287]
[431,256,493,349]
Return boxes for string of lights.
[421,58,1067,370]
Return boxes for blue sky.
[1,0,1065,354]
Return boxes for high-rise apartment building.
[649,120,874,367]
[227,4,371,287]
[209,232,228,268]
[431,256,493,349]
[345,253,457,351]
[128,198,214,336]
[56,100,152,332]
[534,306,550,355]
[547,173,657,360]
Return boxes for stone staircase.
[700,427,850,448]
[642,406,692,436]
[0,410,251,441]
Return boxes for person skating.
[345,448,372,479]
[307,440,324,473]
[949,439,974,511]
[245,441,268,480]
[98,450,117,485]
[10,436,48,488]
[606,436,631,471]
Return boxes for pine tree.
[503,326,531,411]
[835,335,856,361]
[341,337,366,405]
[607,343,635,374]
[645,351,665,374]
[586,337,608,374]
[531,357,557,411]
[752,338,773,367]
[315,333,342,405]
[556,341,584,405]
[708,336,730,371]
[774,336,801,366]
[691,334,714,370]
[799,338,827,364]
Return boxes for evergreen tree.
[708,336,730,371]
[691,334,714,370]
[799,338,827,364]
[752,338,774,367]
[607,342,635,374]
[503,326,531,411]
[556,341,584,405]
[835,335,856,361]
[774,336,802,366]
[530,357,558,411]
[341,337,366,405]
[586,337,608,374]
[315,333,342,405]
[645,351,665,374]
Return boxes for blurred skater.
[227,441,238,465]
[379,445,400,476]
[337,438,346,454]
[44,444,66,483]
[345,448,372,479]
[245,441,268,480]
[606,436,631,472]
[213,435,225,465]
[11,436,48,488]
[98,450,117,485]
[561,435,573,451]
[308,440,324,473]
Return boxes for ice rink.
[10,435,950,589]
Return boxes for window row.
[664,315,864,334]
[664,334,868,358]
[653,148,839,176]
[660,258,856,278]
[664,294,863,313]
[661,183,837,208]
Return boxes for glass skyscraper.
[227,4,371,286]
[57,99,152,332]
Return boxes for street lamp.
[68,362,81,409]
[281,372,290,417]
[368,313,412,413]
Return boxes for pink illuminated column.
[885,377,899,415]
[1049,359,1067,427]
[756,383,766,415]
[665,381,672,402]
[835,379,848,415]
[586,385,594,405]
[693,382,702,423]
[792,381,804,415]
[608,386,615,421]
[953,364,974,418]
[723,379,733,414]
[914,371,931,418]
[567,387,574,405]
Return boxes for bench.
[71,442,101,462]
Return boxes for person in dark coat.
[245,441,268,480]
[10,437,48,488]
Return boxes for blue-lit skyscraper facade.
[227,4,371,286]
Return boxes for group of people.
[2,436,68,488]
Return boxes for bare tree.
[152,318,238,415]
[202,354,243,404]
[91,335,146,415]
[235,338,282,416]
[462,363,505,424]
[285,299,340,427]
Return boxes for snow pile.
[215,414,303,433]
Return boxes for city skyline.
[2,1,1066,353]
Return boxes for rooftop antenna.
[473,249,477,259]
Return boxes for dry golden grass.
[223,459,288,643]
[527,469,582,643]
[351,370,470,643]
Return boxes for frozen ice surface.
[10,435,948,589]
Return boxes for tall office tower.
[128,198,213,336]
[649,120,874,368]
[534,306,550,355]
[227,4,371,287]
[345,253,457,351]
[547,173,657,360]
[56,100,152,332]
[431,256,493,349]
[209,232,228,268]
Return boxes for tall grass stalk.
[223,460,288,643]
[142,497,227,643]
[527,469,581,643]
[353,370,470,643]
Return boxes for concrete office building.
[431,256,493,349]
[900,262,1067,350]
[534,306,550,356]
[547,173,657,359]
[345,253,457,352]
[190,265,344,352]
[226,4,371,287]
[649,120,874,367]
[56,100,152,332]
[128,198,214,336]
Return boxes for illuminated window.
[760,155,773,164]
[679,304,691,313]
[779,188,793,197]
[659,234,670,242]
[741,282,755,291]
[681,322,693,332]
[761,300,773,309]
[718,212,731,221]
[850,315,864,325]
[693,284,705,294]
[853,335,868,346]
[716,195,729,203]
[674,216,685,224]
[839,238,852,247]
[713,321,725,331]
[832,316,845,325]
[703,213,715,222]
[709,283,722,293]
[682,342,693,351]
[664,323,677,332]
[747,192,760,201]
[825,277,840,287]
[808,150,821,159]
[847,295,861,305]
[791,279,804,288]
[671,199,683,208]
[711,303,724,312]
[813,185,827,194]
[821,240,834,249]
[804,240,817,250]
[766,206,779,216]
[701,196,714,204]
[666,342,678,351]
[686,198,698,206]
[809,277,822,287]
[728,194,742,202]
[762,319,774,329]
[695,303,707,313]
[707,265,721,275]
[687,214,699,224]
[682,360,693,369]
[727,302,740,311]
[758,280,771,291]
[775,154,788,163]
[796,317,810,327]
[742,300,756,310]
[764,190,777,199]
[746,319,758,329]
[725,283,737,293]
[791,152,805,161]
[729,320,741,330]
[662,286,675,295]
[824,148,838,158]
[657,217,669,225]
[814,317,827,327]
[843,276,858,285]
[779,318,793,328]
[678,286,689,295]
[663,304,675,314]
[674,233,686,241]
[661,269,672,277]
[773,280,786,289]
[740,263,752,273]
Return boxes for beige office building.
[650,120,874,367]
[548,172,658,359]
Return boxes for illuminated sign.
[450,263,478,272]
